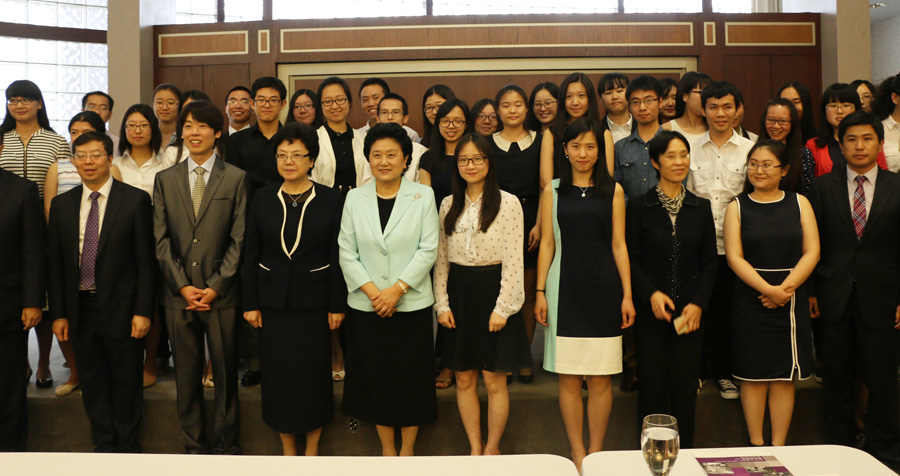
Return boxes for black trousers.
[635,308,704,448]
[166,306,239,454]
[822,288,900,462]
[74,293,144,453]
[703,256,734,380]
[0,327,28,451]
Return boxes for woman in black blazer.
[625,130,718,448]
[242,122,347,456]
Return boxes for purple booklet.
[695,456,793,475]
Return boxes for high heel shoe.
[36,375,53,389]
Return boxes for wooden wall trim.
[0,21,106,44]
[725,22,816,46]
[158,31,249,58]
[704,22,716,46]
[258,30,270,54]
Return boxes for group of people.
[0,68,899,471]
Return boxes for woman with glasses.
[242,122,345,456]
[310,77,370,196]
[662,72,711,145]
[723,139,819,447]
[851,79,877,114]
[525,82,560,134]
[433,133,527,455]
[1,80,73,391]
[758,99,805,194]
[286,89,323,128]
[471,99,499,137]
[152,83,182,150]
[421,84,456,147]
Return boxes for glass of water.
[641,414,680,476]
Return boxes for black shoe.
[517,373,534,384]
[36,376,53,389]
[620,367,638,392]
[240,371,261,387]
[506,374,513,385]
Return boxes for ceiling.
[871,1,900,23]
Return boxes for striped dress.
[0,128,70,198]
[55,159,81,195]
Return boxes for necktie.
[852,175,867,240]
[80,191,100,289]
[192,167,206,218]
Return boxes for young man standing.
[614,75,664,201]
[226,77,286,197]
[377,93,425,181]
[685,81,754,400]
[154,101,248,454]
[82,91,119,155]
[598,73,635,144]
[49,131,156,453]
[225,86,253,135]
[356,77,421,143]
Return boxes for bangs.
[5,80,43,101]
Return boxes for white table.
[581,444,896,476]
[0,452,579,476]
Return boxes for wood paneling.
[725,22,815,46]
[704,22,716,46]
[724,56,772,135]
[204,64,251,113]
[159,31,248,57]
[258,30,269,54]
[157,66,203,92]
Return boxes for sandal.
[332,370,346,382]
[435,368,455,389]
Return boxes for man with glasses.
[225,86,253,135]
[82,91,119,156]
[355,78,421,143]
[614,75,665,201]
[377,93,425,181]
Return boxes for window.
[224,0,263,22]
[273,0,426,20]
[0,0,108,30]
[624,0,702,13]
[712,0,752,13]
[433,0,618,15]
[176,0,216,24]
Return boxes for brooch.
[413,193,421,201]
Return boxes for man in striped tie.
[808,111,900,469]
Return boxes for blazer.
[338,178,439,312]
[809,166,900,328]
[48,179,157,339]
[153,157,249,309]
[242,182,347,313]
[310,125,372,188]
[0,168,47,332]
[626,189,719,315]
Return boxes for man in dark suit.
[809,112,900,465]
[153,100,248,454]
[0,139,47,451]
[48,131,156,453]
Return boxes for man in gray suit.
[153,100,249,454]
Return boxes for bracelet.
[536,289,545,293]
[397,281,409,293]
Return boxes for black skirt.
[259,307,333,434]
[442,263,533,373]
[342,307,437,427]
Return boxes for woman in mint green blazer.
[338,123,439,456]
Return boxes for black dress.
[419,150,456,210]
[492,132,542,269]
[731,192,814,381]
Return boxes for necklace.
[376,190,399,200]
[577,185,590,198]
[283,183,312,207]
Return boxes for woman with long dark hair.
[777,81,817,143]
[662,72,711,144]
[658,77,679,124]
[850,79,877,114]
[525,82,560,133]
[535,118,634,471]
[421,84,456,146]
[874,73,900,172]
[286,89,323,128]
[758,98,804,194]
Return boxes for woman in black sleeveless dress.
[723,139,819,447]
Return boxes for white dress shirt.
[187,154,217,189]
[846,164,878,217]
[608,114,633,144]
[228,123,250,136]
[686,131,755,254]
[79,176,114,262]
[882,116,900,173]
[113,151,167,198]
[356,122,421,144]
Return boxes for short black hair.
[68,111,106,135]
[700,81,743,109]
[648,130,691,162]
[363,122,413,171]
[379,93,408,116]
[118,103,162,156]
[271,122,320,174]
[359,78,390,98]
[153,83,183,109]
[181,90,211,104]
[72,131,113,156]
[674,71,712,118]
[81,91,114,112]
[225,86,251,102]
[597,72,629,94]
[838,111,885,143]
[625,75,662,101]
[251,76,287,100]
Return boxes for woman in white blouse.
[433,133,529,455]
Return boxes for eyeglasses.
[85,104,109,112]
[457,156,487,166]
[533,100,557,110]
[276,152,310,162]
[825,103,855,112]
[154,100,179,108]
[255,98,283,107]
[73,151,108,160]
[765,118,791,127]
[439,118,466,128]
[747,161,782,171]
[321,97,348,107]
[125,123,151,131]
[629,98,659,108]
[424,103,445,114]
[227,99,251,106]
[379,109,404,118]
[476,114,498,122]
[7,98,35,106]
[293,103,315,111]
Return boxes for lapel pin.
[413,193,421,201]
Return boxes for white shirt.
[433,190,525,319]
[686,131,755,254]
[882,116,900,172]
[407,142,427,182]
[79,176,114,263]
[608,114,633,144]
[492,130,536,152]
[846,164,877,217]
[356,122,421,144]
[113,151,166,198]
[228,123,250,136]
[161,145,191,169]
[736,127,759,143]
[187,154,217,190]
[109,133,121,157]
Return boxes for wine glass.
[641,414,680,476]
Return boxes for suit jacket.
[153,157,249,309]
[338,178,439,312]
[626,189,719,315]
[809,166,900,327]
[242,182,347,313]
[0,168,47,332]
[310,125,372,188]
[48,179,156,339]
